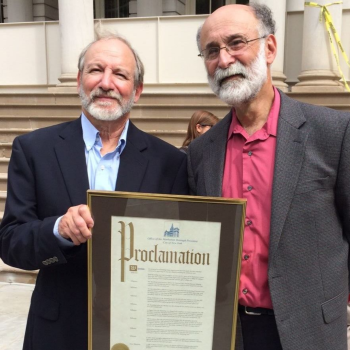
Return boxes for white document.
[110,217,221,350]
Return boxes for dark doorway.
[0,1,4,23]
[196,0,225,14]
[105,0,129,18]
[196,0,249,15]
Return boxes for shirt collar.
[81,113,129,153]
[227,86,281,140]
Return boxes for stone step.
[0,128,185,143]
[0,102,348,121]
[0,104,350,133]
[0,91,349,106]
[0,116,74,129]
[0,191,7,213]
[0,131,186,159]
[0,93,81,105]
[0,104,231,118]
[0,115,196,130]
[0,259,37,284]
[0,143,13,158]
[0,129,29,143]
[0,92,224,106]
[0,158,10,173]
[0,173,8,191]
[0,105,81,117]
[288,92,350,106]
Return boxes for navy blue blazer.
[0,117,188,350]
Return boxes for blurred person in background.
[180,110,219,153]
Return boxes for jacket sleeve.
[170,153,189,195]
[0,137,73,271]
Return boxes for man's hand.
[58,205,94,245]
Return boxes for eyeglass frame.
[198,35,267,61]
[198,124,213,128]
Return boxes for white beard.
[207,43,267,106]
[79,86,135,121]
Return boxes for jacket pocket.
[294,176,331,195]
[31,290,60,321]
[321,288,347,324]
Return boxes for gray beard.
[207,44,267,106]
[79,87,135,121]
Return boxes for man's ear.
[77,71,81,93]
[265,34,277,66]
[133,83,144,103]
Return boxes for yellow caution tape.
[305,2,350,91]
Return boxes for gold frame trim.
[87,190,246,350]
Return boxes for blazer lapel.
[116,121,149,192]
[204,112,231,196]
[54,117,89,206]
[269,93,309,260]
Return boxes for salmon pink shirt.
[222,87,280,309]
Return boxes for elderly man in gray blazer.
[188,3,350,350]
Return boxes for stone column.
[341,2,350,87]
[54,0,94,92]
[293,0,344,92]
[7,0,33,23]
[137,0,162,16]
[255,0,288,92]
[94,0,105,19]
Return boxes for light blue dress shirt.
[54,113,129,246]
[82,113,128,190]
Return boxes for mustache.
[90,88,122,103]
[213,63,248,86]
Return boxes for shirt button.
[244,255,250,260]
[242,288,248,294]
[246,220,252,226]
[101,165,105,170]
[248,151,253,156]
[247,185,253,191]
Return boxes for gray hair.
[196,25,202,53]
[77,31,144,88]
[196,3,276,53]
[249,2,276,37]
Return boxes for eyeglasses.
[199,124,213,128]
[198,36,267,61]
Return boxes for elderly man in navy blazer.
[188,3,350,350]
[0,34,188,349]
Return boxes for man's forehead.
[85,39,134,64]
[201,5,258,46]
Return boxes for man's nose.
[217,47,236,70]
[99,70,113,90]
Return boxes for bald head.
[197,3,275,53]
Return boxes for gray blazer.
[187,91,350,350]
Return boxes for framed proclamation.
[87,191,246,350]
